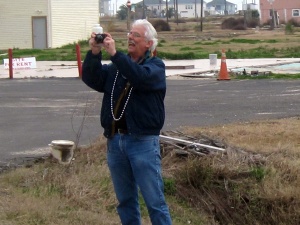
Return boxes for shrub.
[262,19,272,27]
[251,9,260,19]
[287,18,300,27]
[149,19,171,31]
[221,17,246,30]
[163,178,176,196]
[247,19,260,28]
[234,24,247,30]
[285,23,295,35]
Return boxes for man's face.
[127,25,153,60]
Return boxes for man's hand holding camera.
[89,32,116,57]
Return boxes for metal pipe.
[159,135,225,152]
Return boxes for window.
[292,9,300,17]
[185,5,193,10]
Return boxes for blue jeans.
[107,133,172,225]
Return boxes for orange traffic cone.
[217,49,230,80]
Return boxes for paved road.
[1,78,300,168]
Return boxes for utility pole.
[126,0,131,31]
[159,0,162,18]
[195,0,197,19]
[176,0,178,25]
[200,0,203,31]
[243,0,247,28]
[166,0,169,24]
[268,0,276,29]
[116,0,117,16]
[142,0,145,19]
[173,0,176,20]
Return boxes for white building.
[100,0,113,16]
[206,0,237,15]
[170,0,206,18]
[0,0,99,49]
[144,0,206,19]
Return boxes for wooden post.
[76,44,82,78]
[8,48,13,79]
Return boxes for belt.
[115,128,128,134]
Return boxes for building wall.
[50,0,99,48]
[147,2,166,18]
[100,0,112,16]
[260,0,300,24]
[177,3,206,18]
[0,0,99,50]
[0,1,48,49]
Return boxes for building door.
[32,17,47,49]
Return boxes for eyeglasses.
[127,32,143,38]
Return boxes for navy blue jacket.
[82,50,166,138]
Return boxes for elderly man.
[82,19,172,225]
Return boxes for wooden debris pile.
[160,130,226,157]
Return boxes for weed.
[180,47,193,51]
[250,166,266,181]
[285,23,295,35]
[163,178,176,196]
[230,39,261,44]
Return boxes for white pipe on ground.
[159,135,225,152]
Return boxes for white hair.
[132,19,158,52]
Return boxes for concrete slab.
[163,58,300,77]
[1,58,300,79]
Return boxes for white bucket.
[209,54,218,71]
[49,140,75,165]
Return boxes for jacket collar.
[129,50,153,65]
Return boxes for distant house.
[144,0,206,19]
[139,0,169,18]
[0,0,99,50]
[169,0,206,18]
[206,0,237,15]
[243,2,259,11]
[100,0,113,16]
[259,0,300,25]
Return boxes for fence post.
[76,44,82,78]
[8,48,13,79]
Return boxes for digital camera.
[94,33,107,44]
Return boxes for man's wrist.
[110,50,116,57]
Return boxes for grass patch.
[228,38,278,44]
[2,45,299,61]
[201,41,220,45]
[2,26,300,62]
[179,47,193,51]
[229,38,262,44]
[1,117,300,224]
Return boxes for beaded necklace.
[110,50,152,121]
[110,70,133,121]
